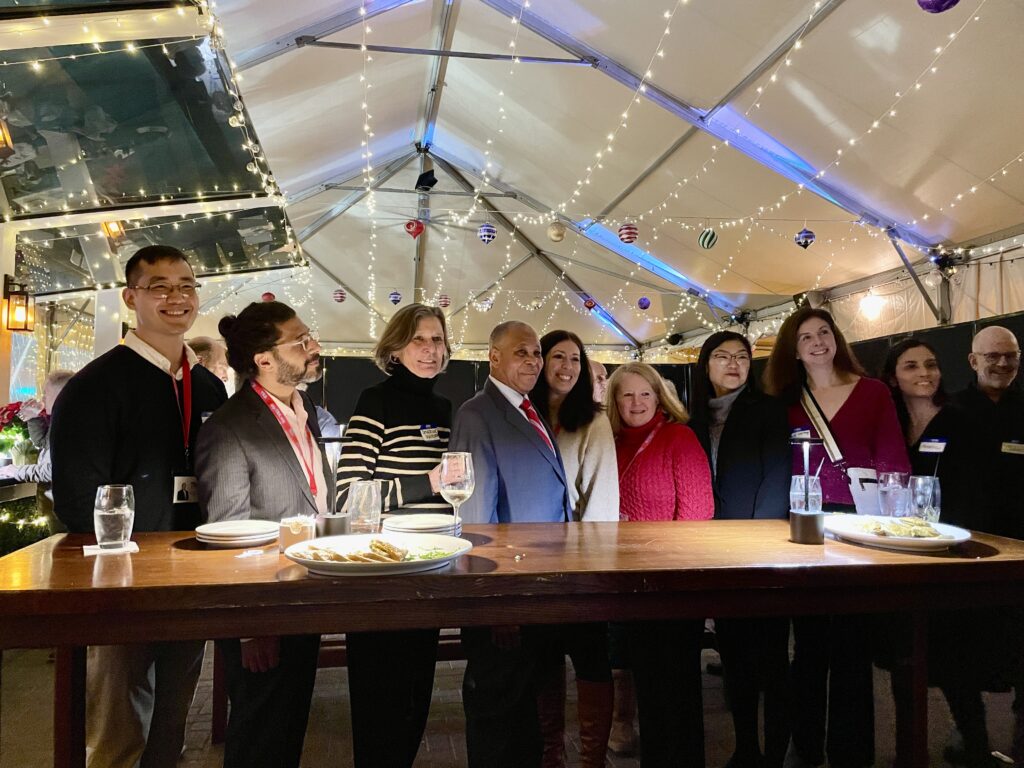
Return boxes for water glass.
[346,480,382,534]
[93,484,135,549]
[877,472,910,517]
[789,476,822,513]
[909,475,941,523]
[439,452,475,523]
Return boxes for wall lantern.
[0,118,15,161]
[3,275,35,332]
[101,220,127,243]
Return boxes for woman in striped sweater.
[336,303,453,768]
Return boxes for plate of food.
[824,514,970,552]
[284,533,472,576]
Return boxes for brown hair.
[374,303,452,374]
[606,362,689,434]
[762,306,864,404]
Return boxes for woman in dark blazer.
[689,331,791,768]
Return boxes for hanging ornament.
[618,222,639,244]
[404,220,425,239]
[547,222,566,242]
[332,288,347,303]
[438,294,451,308]
[637,297,651,310]
[698,228,718,249]
[917,0,960,12]
[261,292,275,302]
[478,222,497,244]
[794,227,816,249]
[583,298,597,311]
[389,290,402,305]
[475,295,494,312]
[529,297,543,310]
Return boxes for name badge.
[1002,441,1024,455]
[420,426,440,442]
[791,429,812,440]
[173,475,198,504]
[919,439,947,454]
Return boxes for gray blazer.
[449,379,570,524]
[196,385,332,523]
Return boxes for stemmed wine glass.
[439,452,475,526]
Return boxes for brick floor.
[2,644,1020,767]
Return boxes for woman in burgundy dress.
[764,307,909,768]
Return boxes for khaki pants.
[85,641,205,768]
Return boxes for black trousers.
[217,634,320,768]
[538,622,612,683]
[461,625,545,768]
[716,617,791,768]
[346,629,440,768]
[790,615,875,768]
[627,619,706,768]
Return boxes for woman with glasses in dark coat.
[688,331,791,768]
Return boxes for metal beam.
[235,0,416,72]
[432,154,641,346]
[286,147,414,207]
[297,39,591,67]
[478,0,934,252]
[541,251,679,294]
[448,253,534,318]
[298,152,417,242]
[598,0,847,219]
[887,230,944,324]
[414,153,431,300]
[304,247,387,324]
[415,0,461,150]
[324,186,515,197]
[428,146,738,315]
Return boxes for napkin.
[83,542,140,556]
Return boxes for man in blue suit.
[450,320,570,767]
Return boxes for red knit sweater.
[615,412,715,521]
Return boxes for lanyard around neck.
[251,380,318,497]
[170,350,192,467]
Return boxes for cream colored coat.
[556,412,620,521]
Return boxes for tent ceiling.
[6,0,1024,349]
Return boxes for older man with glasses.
[50,245,228,768]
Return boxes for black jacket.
[690,387,790,520]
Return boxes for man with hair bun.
[50,244,227,768]
[196,300,329,768]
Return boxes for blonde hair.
[373,303,452,374]
[606,362,689,433]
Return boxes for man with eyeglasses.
[50,244,228,768]
[195,300,329,768]
[946,325,1024,767]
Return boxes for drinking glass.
[789,476,822,513]
[439,452,475,524]
[877,472,910,517]
[93,484,135,549]
[910,475,941,523]
[347,480,382,534]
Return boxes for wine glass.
[439,452,475,526]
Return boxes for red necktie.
[520,397,555,454]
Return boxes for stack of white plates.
[195,520,279,549]
[382,513,463,537]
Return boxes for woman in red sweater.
[607,362,713,766]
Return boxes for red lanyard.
[171,350,192,466]
[251,381,318,497]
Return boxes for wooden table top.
[3,520,1024,648]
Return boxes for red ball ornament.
[261,292,275,302]
[438,294,451,308]
[618,222,639,244]
[404,220,425,239]
[332,288,347,303]
[584,298,597,310]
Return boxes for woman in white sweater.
[530,330,617,768]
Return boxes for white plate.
[198,534,278,549]
[284,533,472,576]
[382,514,461,532]
[196,520,279,538]
[824,514,971,552]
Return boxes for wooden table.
[3,520,1024,768]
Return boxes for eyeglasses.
[276,331,320,352]
[976,351,1021,365]
[129,282,201,299]
[710,352,751,365]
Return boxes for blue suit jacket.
[449,379,571,524]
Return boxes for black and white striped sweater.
[335,364,452,512]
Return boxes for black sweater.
[336,364,452,512]
[50,345,227,533]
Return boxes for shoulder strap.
[800,385,846,467]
